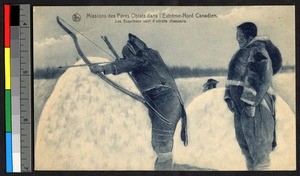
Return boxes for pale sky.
[33,6,295,69]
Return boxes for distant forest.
[34,65,295,79]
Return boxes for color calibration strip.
[4,4,13,173]
[11,5,21,172]
[4,4,32,173]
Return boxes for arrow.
[58,61,110,69]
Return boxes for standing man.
[224,22,282,170]
[90,33,188,170]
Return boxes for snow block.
[35,58,155,170]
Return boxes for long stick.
[101,36,120,60]
[58,61,109,69]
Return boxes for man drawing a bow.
[90,33,188,170]
[224,22,282,170]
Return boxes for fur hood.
[122,33,148,58]
[247,36,282,75]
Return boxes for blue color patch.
[6,133,13,172]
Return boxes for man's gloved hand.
[225,99,235,113]
[244,105,256,117]
[90,64,104,74]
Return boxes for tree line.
[34,65,295,79]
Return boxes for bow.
[56,16,171,124]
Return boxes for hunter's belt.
[143,85,172,94]
[226,79,275,112]
[226,80,246,87]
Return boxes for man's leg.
[147,88,182,170]
[234,112,254,170]
[241,101,275,170]
[150,109,181,170]
[151,130,174,170]
[154,153,173,170]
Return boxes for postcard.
[33,6,295,171]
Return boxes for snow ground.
[35,57,296,170]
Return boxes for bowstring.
[58,17,115,59]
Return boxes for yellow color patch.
[5,48,11,89]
